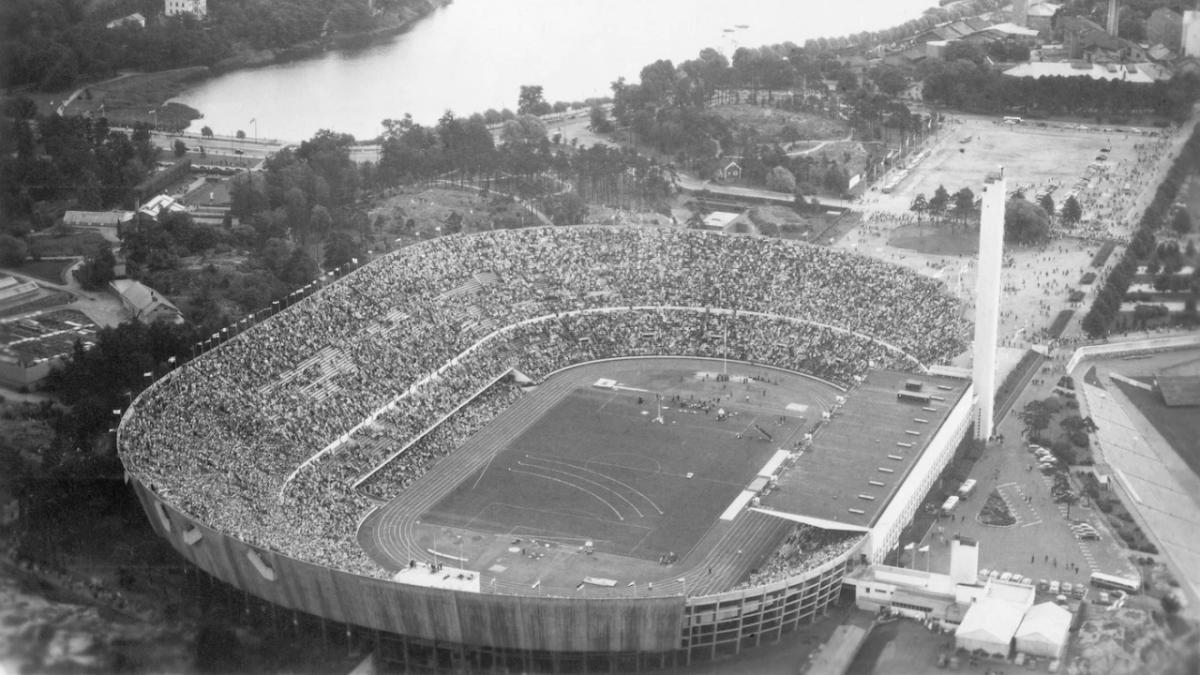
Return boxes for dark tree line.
[1082,123,1200,337]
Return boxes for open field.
[25,230,109,258]
[882,116,1150,214]
[712,104,848,142]
[424,387,801,561]
[13,259,75,285]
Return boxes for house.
[165,0,206,18]
[138,194,189,219]
[110,279,184,324]
[1026,2,1061,36]
[1059,15,1147,61]
[717,160,742,182]
[63,210,136,229]
[105,12,145,29]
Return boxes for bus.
[957,479,977,499]
[1003,116,1023,125]
[941,495,959,514]
[1090,572,1140,594]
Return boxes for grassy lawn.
[887,222,979,255]
[15,259,75,285]
[711,104,848,142]
[62,68,206,131]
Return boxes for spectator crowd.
[120,226,968,583]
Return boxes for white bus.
[957,479,977,499]
[1003,116,1023,124]
[1090,572,1140,594]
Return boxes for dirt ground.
[712,104,849,142]
[865,115,1163,222]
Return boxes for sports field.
[421,385,807,562]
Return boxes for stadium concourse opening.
[360,357,840,594]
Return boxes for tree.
[235,129,246,140]
[76,244,116,290]
[1004,198,1051,245]
[1061,195,1082,225]
[1171,208,1193,235]
[929,184,950,219]
[0,234,28,267]
[589,105,613,133]
[765,166,797,193]
[910,193,928,221]
[1038,193,1055,218]
[952,187,975,224]
[323,231,363,269]
[517,85,550,116]
[173,139,188,157]
[200,126,213,137]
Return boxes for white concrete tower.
[973,170,1006,441]
[1107,0,1120,36]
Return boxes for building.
[105,12,145,29]
[63,210,136,229]
[973,171,1005,441]
[955,597,1025,658]
[1015,602,1072,659]
[1154,357,1200,406]
[138,194,189,220]
[110,279,184,324]
[1011,0,1029,28]
[848,537,984,627]
[1060,15,1148,61]
[1002,61,1157,84]
[1026,3,1060,36]
[164,0,206,18]
[0,276,39,312]
[1185,10,1200,58]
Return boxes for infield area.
[359,358,841,592]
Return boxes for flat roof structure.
[757,370,968,530]
[1156,357,1200,406]
[1003,61,1157,83]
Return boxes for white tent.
[1015,602,1071,659]
[955,598,1023,658]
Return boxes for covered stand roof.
[1015,602,1071,657]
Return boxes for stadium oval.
[119,227,975,671]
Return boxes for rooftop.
[758,370,968,529]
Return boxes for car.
[1061,582,1073,595]
[979,568,991,580]
[1098,591,1111,605]
[1072,585,1086,599]
[1000,572,1014,582]
[1049,580,1061,594]
[1038,579,1050,591]
[989,570,1000,580]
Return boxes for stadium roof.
[1156,357,1200,407]
[756,370,968,530]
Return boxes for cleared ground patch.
[711,104,848,142]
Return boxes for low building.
[63,210,136,229]
[1026,2,1060,36]
[110,279,184,324]
[1015,602,1072,660]
[955,597,1024,658]
[164,0,206,18]
[0,276,39,312]
[138,194,189,219]
[1002,61,1157,84]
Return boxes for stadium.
[118,226,977,672]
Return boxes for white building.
[165,0,206,18]
[110,280,184,324]
[1185,11,1200,58]
[1015,602,1072,659]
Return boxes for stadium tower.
[1107,0,1119,35]
[972,170,1006,441]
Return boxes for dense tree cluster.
[922,57,1200,121]
[0,0,429,91]
[0,111,157,233]
[1082,123,1200,337]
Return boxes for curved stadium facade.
[118,227,975,671]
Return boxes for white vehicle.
[1000,571,1014,582]
[1049,580,1061,594]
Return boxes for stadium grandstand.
[118,226,976,671]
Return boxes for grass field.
[1112,379,1200,479]
[422,386,803,562]
[14,259,74,285]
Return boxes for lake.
[173,0,937,141]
